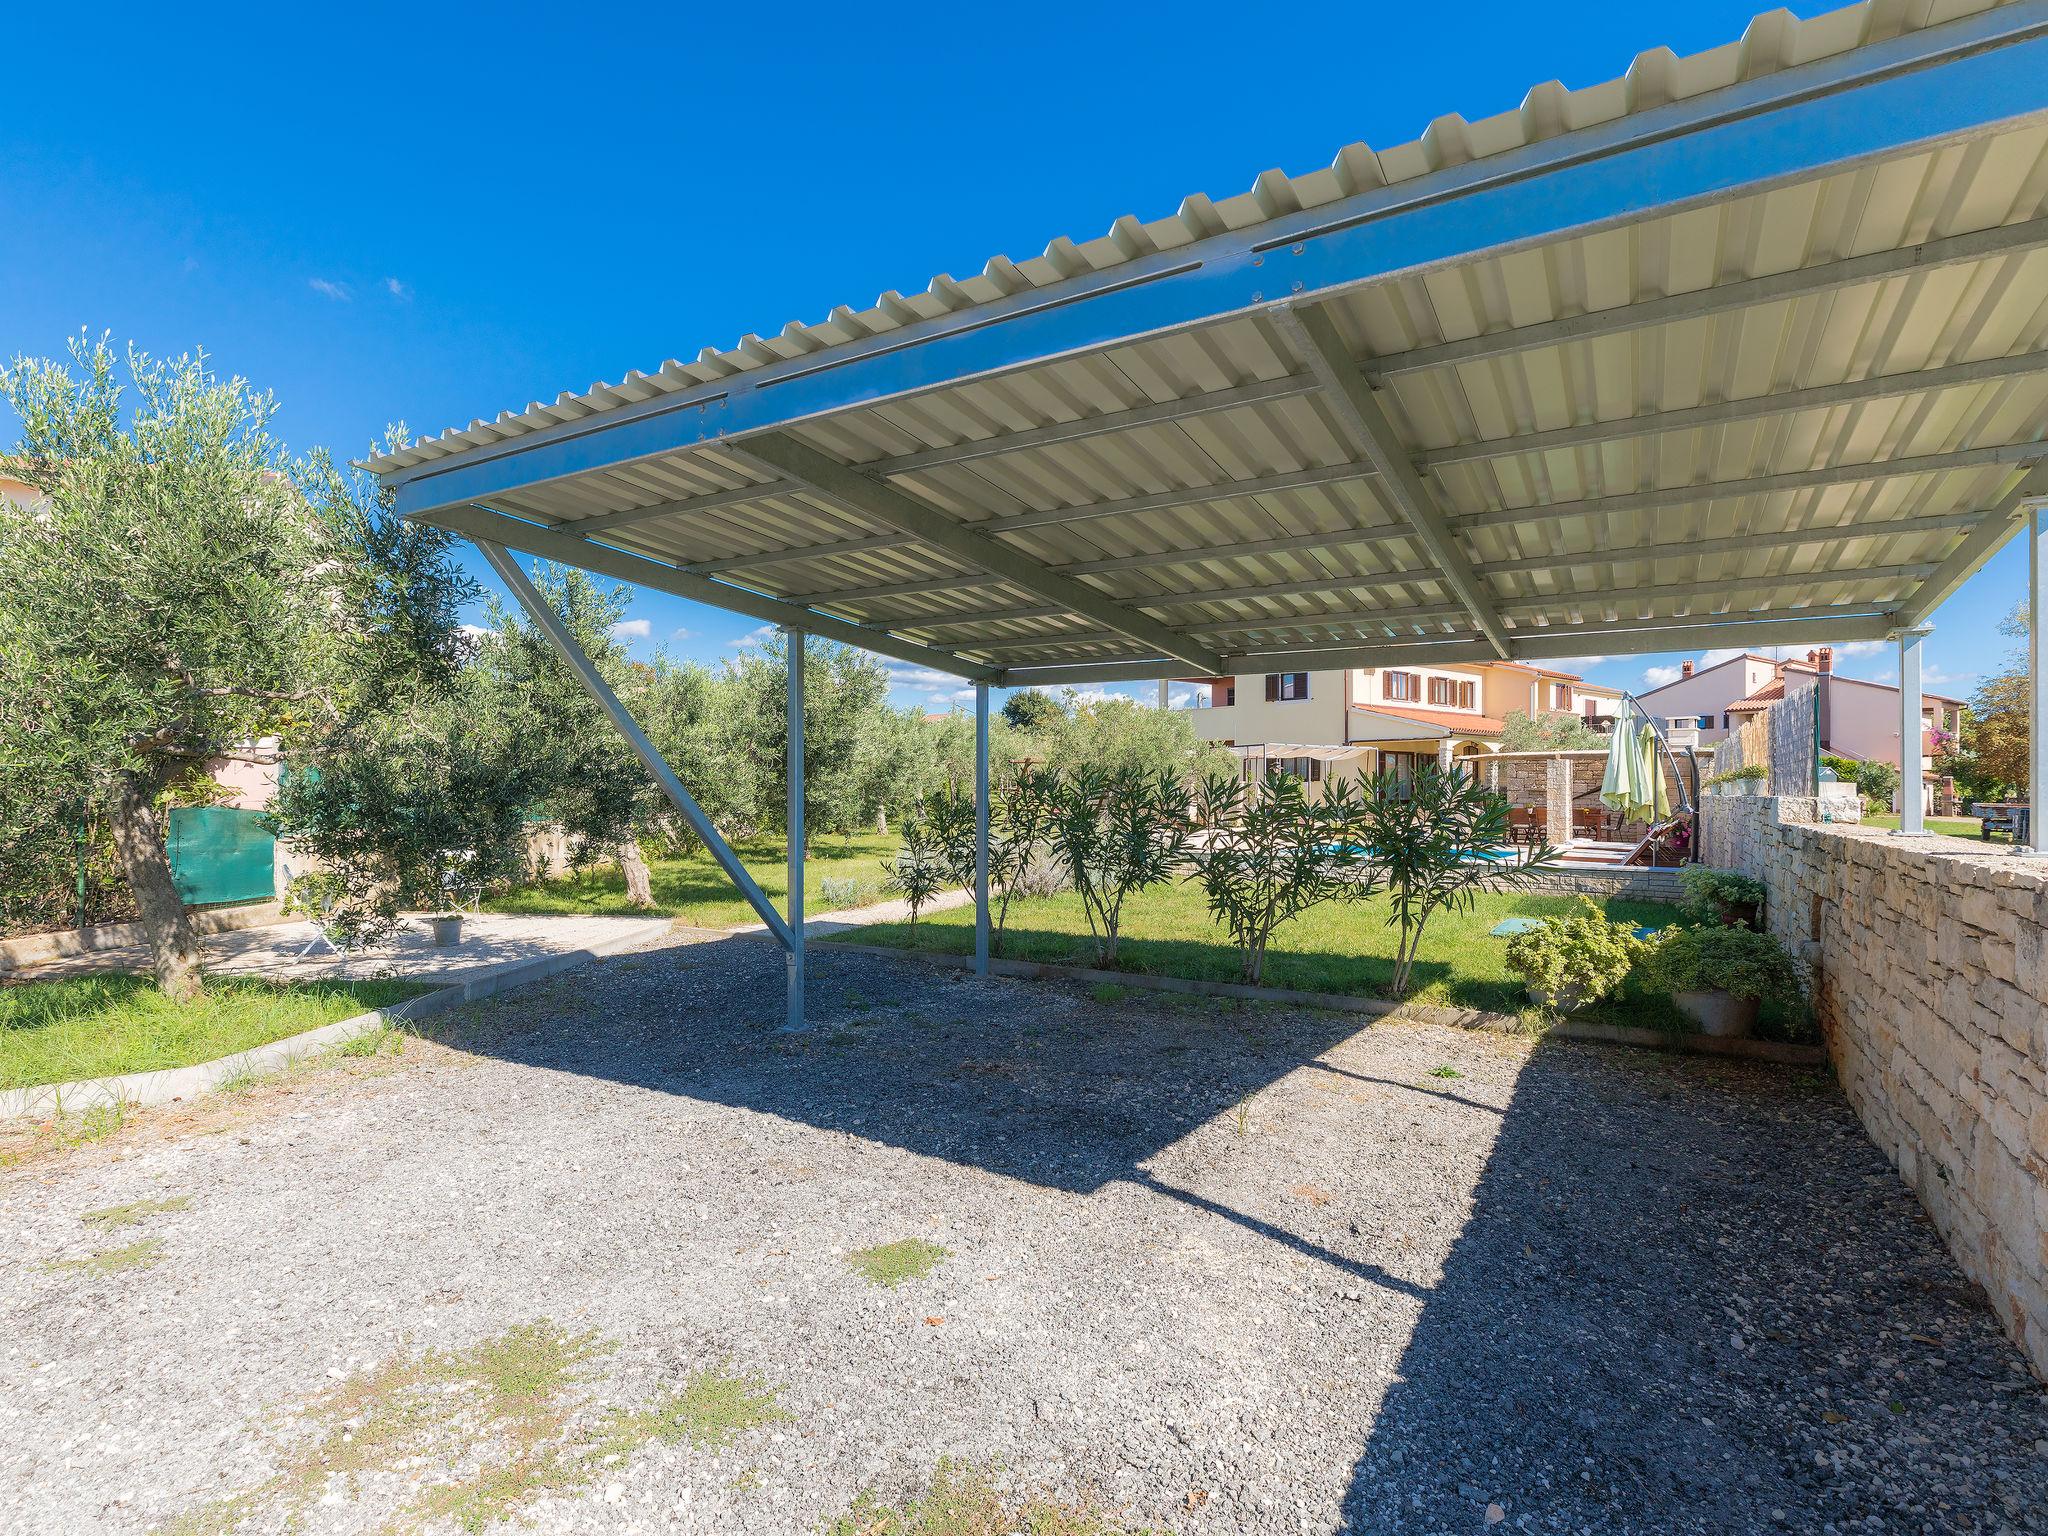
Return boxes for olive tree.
[0,337,468,997]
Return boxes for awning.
[366,1,2048,685]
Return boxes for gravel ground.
[2,932,2045,1535]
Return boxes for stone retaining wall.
[1704,791,2048,1377]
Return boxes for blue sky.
[2,0,2030,712]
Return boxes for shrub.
[1641,924,1806,1008]
[1704,764,1768,789]
[880,819,949,927]
[1187,771,1379,984]
[1359,764,1561,998]
[819,875,874,910]
[1501,898,1646,1011]
[1044,765,1190,966]
[1677,867,1767,928]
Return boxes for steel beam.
[991,607,1903,685]
[423,504,997,682]
[569,480,785,536]
[785,630,806,1027]
[1499,563,1932,616]
[721,462,1390,580]
[873,373,1318,475]
[726,432,1226,673]
[475,538,796,952]
[1476,511,1984,578]
[1378,217,2048,379]
[1275,304,1511,656]
[1891,463,2048,627]
[1422,350,2048,470]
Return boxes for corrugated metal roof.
[364,0,2022,479]
[372,0,2048,683]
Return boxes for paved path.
[12,912,676,988]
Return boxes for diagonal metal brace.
[475,538,796,952]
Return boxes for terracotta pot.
[1673,988,1759,1038]
[428,915,464,947]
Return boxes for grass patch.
[158,1321,794,1534]
[1860,813,1984,841]
[826,1458,1159,1535]
[596,1364,790,1453]
[44,1237,162,1276]
[1427,1065,1464,1080]
[847,1238,949,1288]
[483,832,901,926]
[832,885,1685,1021]
[81,1195,190,1230]
[0,974,433,1091]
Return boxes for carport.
[367,1,2048,1028]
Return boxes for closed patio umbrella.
[1636,720,1671,823]
[1601,702,1642,817]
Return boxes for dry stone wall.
[1703,791,2048,1378]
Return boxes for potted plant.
[427,912,465,946]
[1678,866,1766,930]
[1640,925,1805,1038]
[1502,897,1646,1013]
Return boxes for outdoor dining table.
[1976,803,2031,842]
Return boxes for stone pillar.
[1545,756,1573,846]
[1436,739,1456,773]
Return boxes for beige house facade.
[1179,660,1622,790]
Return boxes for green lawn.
[831,883,1693,1025]
[483,832,902,928]
[0,975,434,1091]
[1859,813,1985,841]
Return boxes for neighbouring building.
[1639,648,1961,811]
[1177,660,1624,793]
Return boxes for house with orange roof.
[1176,660,1623,793]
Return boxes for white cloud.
[669,626,697,642]
[1830,639,1886,657]
[610,618,652,642]
[726,624,776,649]
[1641,664,1682,688]
[384,277,411,300]
[1167,684,1199,708]
[309,277,352,301]
[458,623,490,639]
[1545,655,1610,670]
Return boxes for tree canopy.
[0,336,470,995]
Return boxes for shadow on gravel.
[1333,1037,2048,1536]
[434,931,1424,1296]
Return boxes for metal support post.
[785,630,806,1026]
[974,683,991,974]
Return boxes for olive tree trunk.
[109,774,203,1001]
[616,838,654,909]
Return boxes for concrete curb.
[0,902,289,976]
[813,938,1830,1066]
[0,926,658,1123]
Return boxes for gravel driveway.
[3,933,2044,1535]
